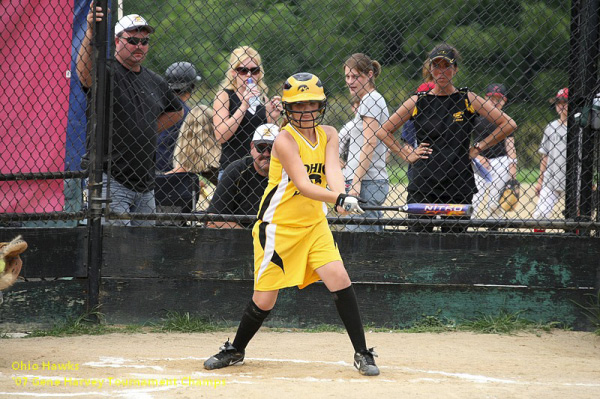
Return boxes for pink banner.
[0,0,74,213]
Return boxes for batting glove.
[335,194,365,214]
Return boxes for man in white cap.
[76,5,183,225]
[207,124,279,229]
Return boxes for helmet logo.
[298,85,309,92]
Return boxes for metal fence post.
[578,0,600,223]
[566,0,584,222]
[86,0,110,315]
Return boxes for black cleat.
[204,340,245,370]
[354,348,380,376]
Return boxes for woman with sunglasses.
[204,73,380,377]
[213,46,283,180]
[375,43,517,232]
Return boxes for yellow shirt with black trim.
[257,124,328,227]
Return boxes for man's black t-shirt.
[207,156,268,228]
[83,60,182,192]
[218,89,267,171]
[473,116,510,159]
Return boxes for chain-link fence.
[1,0,599,235]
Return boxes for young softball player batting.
[204,72,379,376]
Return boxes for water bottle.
[246,77,261,115]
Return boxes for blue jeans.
[344,179,389,232]
[102,174,155,226]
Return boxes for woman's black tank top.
[409,90,477,197]
[218,89,268,170]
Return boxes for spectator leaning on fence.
[471,83,518,219]
[533,88,569,220]
[76,8,183,226]
[156,62,201,173]
[374,43,517,233]
[213,46,283,181]
[342,53,390,232]
[205,123,278,229]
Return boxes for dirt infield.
[1,330,599,398]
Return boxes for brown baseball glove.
[0,236,28,290]
[499,179,521,212]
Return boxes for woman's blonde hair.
[422,59,434,82]
[173,105,221,173]
[218,46,269,94]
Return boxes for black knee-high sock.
[332,285,367,353]
[232,300,271,352]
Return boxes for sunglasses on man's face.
[255,144,272,154]
[235,66,261,76]
[121,37,150,46]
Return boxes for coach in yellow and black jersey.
[204,73,380,377]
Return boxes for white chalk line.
[144,356,600,387]
[82,357,163,371]
[0,384,179,398]
[77,355,600,386]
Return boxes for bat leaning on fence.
[360,203,473,216]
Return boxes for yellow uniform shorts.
[252,217,342,291]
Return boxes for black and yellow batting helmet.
[282,72,327,128]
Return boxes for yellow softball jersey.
[256,124,329,227]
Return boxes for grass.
[387,164,540,186]
[0,310,222,338]
[25,309,120,338]
[301,324,345,333]
[273,310,562,335]
[0,309,570,338]
[402,310,458,333]
[572,292,600,336]
[459,309,563,335]
[152,311,226,333]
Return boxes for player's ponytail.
[371,60,381,79]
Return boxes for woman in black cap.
[376,43,517,232]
